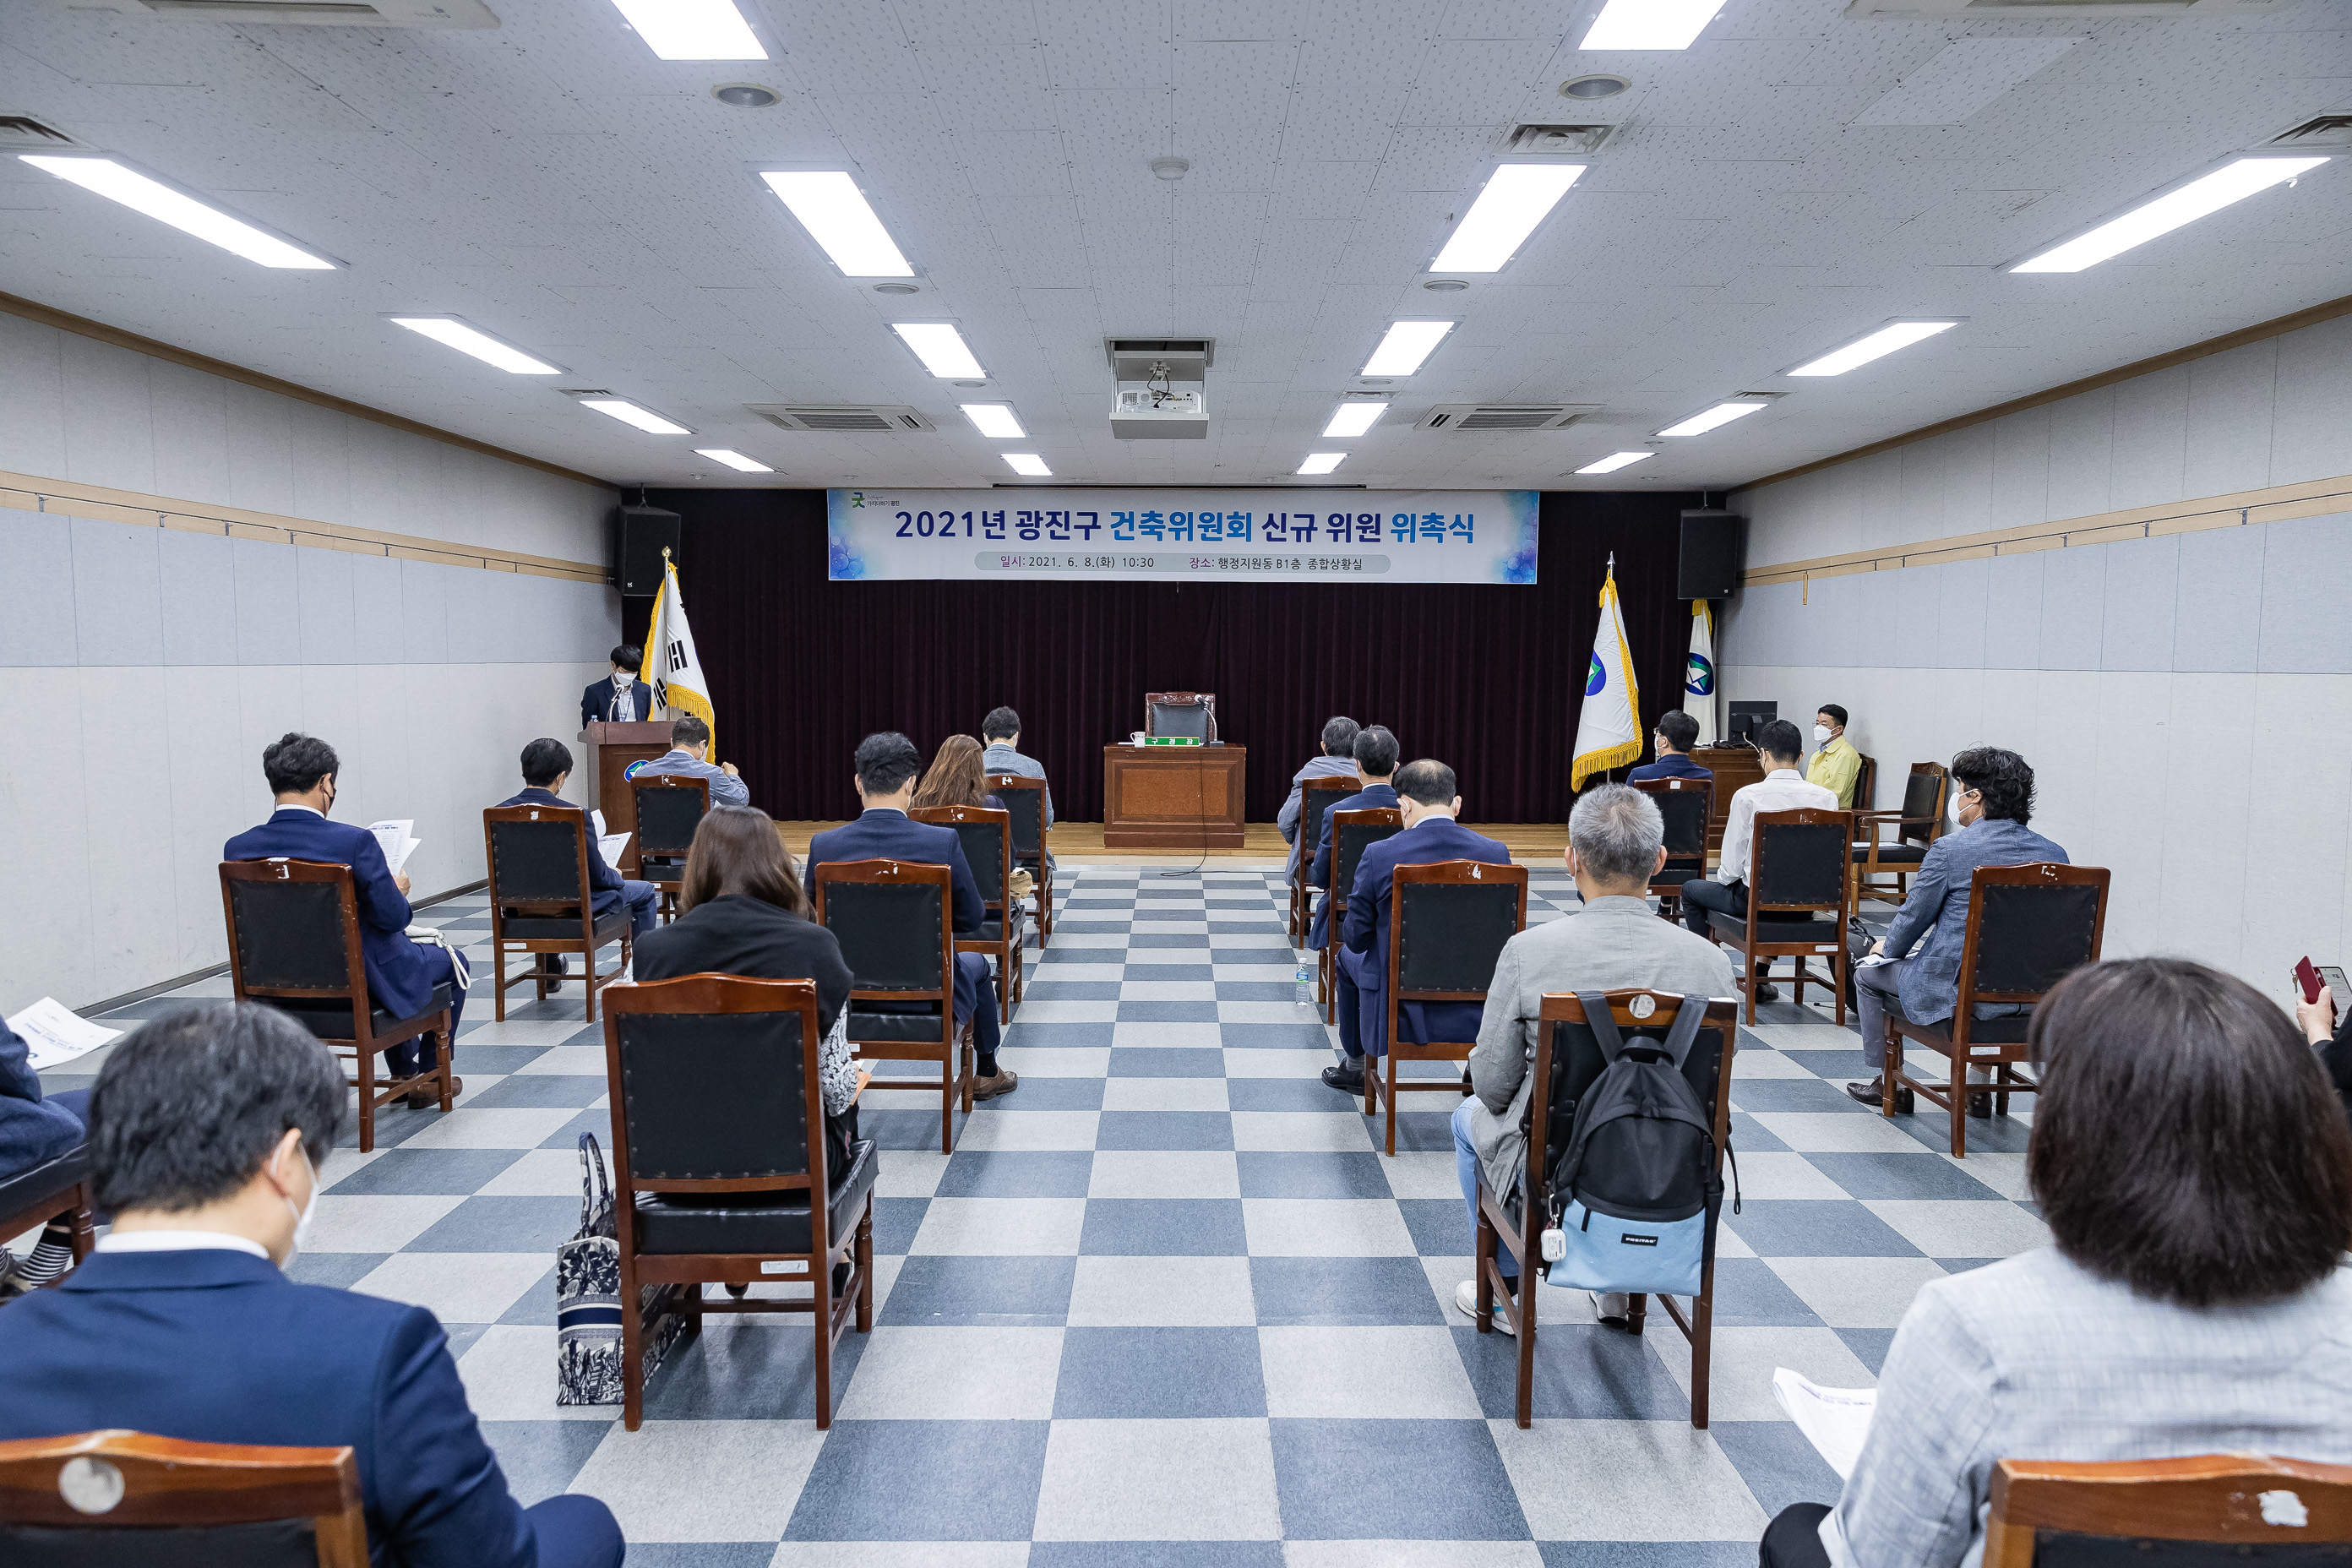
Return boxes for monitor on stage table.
[1146,691,1218,743]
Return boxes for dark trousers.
[1680,878,1749,944]
[1760,1502,1832,1568]
[527,1494,625,1568]
[388,944,467,1078]
[955,951,1003,1062]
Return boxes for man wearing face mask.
[581,644,653,728]
[0,1004,624,1565]
[1805,705,1860,808]
[1844,746,2068,1115]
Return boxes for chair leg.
[999,954,1012,1026]
[356,1043,376,1154]
[1515,1265,1538,1430]
[493,945,508,1023]
[855,1197,874,1334]
[939,1045,956,1157]
[436,1021,455,1111]
[1949,1059,1968,1159]
[1690,1285,1715,1429]
[620,1254,645,1432]
[1474,1194,1495,1333]
[1832,946,1848,1027]
[813,1248,835,1430]
[1384,1053,1399,1157]
[65,1181,95,1262]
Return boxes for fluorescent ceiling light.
[578,398,691,436]
[22,155,334,270]
[1321,402,1388,438]
[893,322,986,378]
[759,171,913,277]
[961,402,1026,438]
[1580,0,1729,51]
[1297,453,1347,476]
[1431,163,1587,272]
[694,448,772,471]
[2011,155,2330,274]
[388,316,562,375]
[608,0,765,60]
[1576,451,1655,474]
[1657,400,1770,438]
[1360,320,1453,377]
[1788,320,1960,378]
[1002,453,1051,476]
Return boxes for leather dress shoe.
[404,1075,460,1110]
[1320,1059,1366,1093]
[1751,981,1780,1004]
[972,1069,1020,1101]
[1846,1076,1914,1113]
[1968,1090,1993,1119]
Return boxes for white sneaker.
[1453,1277,1516,1336]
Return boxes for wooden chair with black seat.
[601,974,876,1431]
[1317,807,1404,1023]
[812,858,974,1155]
[1474,988,1739,1429]
[483,803,634,1024]
[1982,1453,2352,1566]
[0,1429,368,1566]
[985,775,1054,946]
[630,773,710,924]
[1289,776,1355,946]
[219,858,455,1153]
[1850,762,1949,908]
[1631,776,1714,923]
[1851,752,1876,815]
[0,1152,94,1292]
[1365,859,1527,1157]
[909,803,1026,1024]
[1708,808,1854,1026]
[1882,862,2109,1159]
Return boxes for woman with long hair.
[910,734,1004,812]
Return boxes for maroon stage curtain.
[636,488,1707,825]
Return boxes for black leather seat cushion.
[265,983,453,1043]
[1890,1002,2033,1048]
[1711,913,1840,945]
[0,1146,88,1224]
[501,908,629,941]
[640,858,684,885]
[848,1007,950,1043]
[961,917,1023,945]
[632,1139,879,1255]
[1851,843,1927,865]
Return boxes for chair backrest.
[1146,690,1216,742]
[1390,860,1529,999]
[1632,777,1715,862]
[1330,808,1402,902]
[1899,762,1949,847]
[985,776,1048,858]
[1530,991,1740,1222]
[632,775,710,859]
[1296,776,1354,882]
[908,805,1011,907]
[602,975,824,1202]
[1957,863,2110,1008]
[811,858,954,1002]
[1750,809,1854,913]
[483,804,591,906]
[218,860,366,1022]
[0,1429,367,1567]
[1984,1453,2352,1567]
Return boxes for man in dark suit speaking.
[580,643,653,728]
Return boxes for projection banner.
[826,488,1538,584]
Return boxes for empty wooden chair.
[1317,806,1403,1022]
[220,858,455,1152]
[1365,859,1528,1157]
[1984,1453,2352,1565]
[1706,808,1854,1025]
[812,858,974,1155]
[630,773,710,923]
[1474,989,1739,1429]
[0,1149,94,1288]
[0,1429,368,1565]
[1632,776,1715,922]
[1851,761,1949,908]
[909,804,1026,1024]
[601,975,876,1430]
[1289,776,1355,945]
[484,803,634,1023]
[1883,862,2109,1157]
[985,774,1054,946]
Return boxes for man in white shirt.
[1679,718,1836,1003]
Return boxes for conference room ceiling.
[2,0,2349,493]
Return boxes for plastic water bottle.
[1295,962,1314,1007]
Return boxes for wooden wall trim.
[0,289,615,493]
[1,468,609,584]
[1742,470,2352,588]
[1735,290,2352,495]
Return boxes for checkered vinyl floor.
[46,866,2051,1565]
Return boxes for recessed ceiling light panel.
[574,396,692,436]
[2010,155,2329,273]
[961,403,1026,438]
[1431,162,1586,273]
[1575,451,1656,474]
[609,0,765,60]
[1002,453,1051,476]
[387,315,564,374]
[694,448,773,471]
[23,154,336,269]
[1786,319,1961,378]
[1580,0,1729,50]
[1297,453,1346,475]
[893,323,986,379]
[760,170,914,277]
[1656,399,1772,438]
[1361,320,1453,377]
[1321,401,1388,439]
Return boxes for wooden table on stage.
[1102,744,1247,851]
[1690,744,1765,857]
[581,721,672,874]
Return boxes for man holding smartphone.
[2294,961,2352,1125]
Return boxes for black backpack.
[1542,991,1726,1231]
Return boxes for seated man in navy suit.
[1626,710,1713,784]
[223,732,462,1108]
[806,731,1017,1101]
[0,1004,623,1567]
[498,738,660,988]
[1305,724,1402,953]
[1323,759,1514,1093]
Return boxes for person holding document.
[223,732,463,1106]
[496,739,660,991]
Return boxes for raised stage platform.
[776,820,1571,867]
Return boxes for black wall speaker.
[614,505,682,595]
[1677,509,1745,600]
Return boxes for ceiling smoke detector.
[1424,279,1469,292]
[873,281,921,294]
[1150,156,1190,181]
[710,83,781,108]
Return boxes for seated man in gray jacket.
[1454,783,1734,1334]
[633,713,749,807]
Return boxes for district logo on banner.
[1571,564,1642,790]
[1685,599,1718,747]
[642,550,716,756]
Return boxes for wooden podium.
[1102,744,1247,851]
[1690,745,1765,856]
[581,721,672,874]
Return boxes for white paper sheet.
[598,832,632,863]
[368,819,422,874]
[591,809,607,838]
[7,997,124,1070]
[1772,1368,1876,1480]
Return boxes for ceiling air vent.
[1844,0,2284,15]
[1505,124,1613,156]
[2268,115,2352,152]
[746,404,936,433]
[0,116,78,153]
[1419,404,1602,433]
[46,0,499,26]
